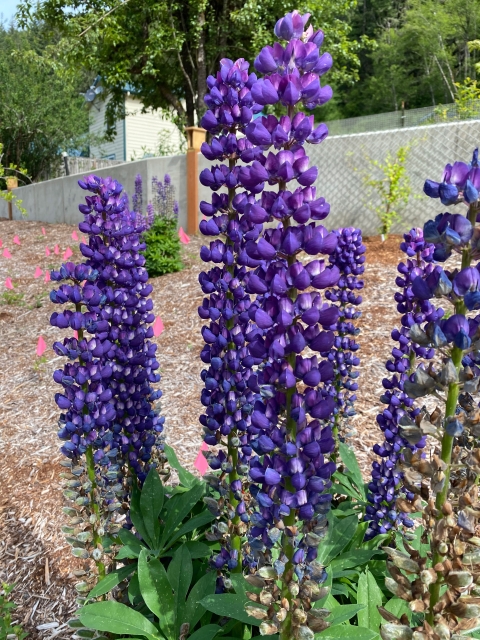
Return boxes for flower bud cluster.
[365,228,441,539]
[424,148,480,206]
[323,227,365,441]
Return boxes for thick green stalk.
[427,205,476,622]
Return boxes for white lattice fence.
[309,120,480,236]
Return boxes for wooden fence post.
[185,126,206,235]
[6,177,18,221]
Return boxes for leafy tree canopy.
[0,22,91,181]
[16,0,366,133]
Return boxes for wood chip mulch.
[0,218,405,638]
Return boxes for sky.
[0,0,19,23]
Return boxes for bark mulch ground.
[0,219,404,638]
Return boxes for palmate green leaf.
[78,602,162,640]
[357,570,384,632]
[160,482,205,549]
[316,625,378,640]
[117,527,144,554]
[140,468,164,550]
[338,442,367,500]
[137,549,175,640]
[162,509,215,552]
[86,564,135,599]
[316,514,358,565]
[184,571,217,629]
[199,593,264,626]
[131,479,155,549]
[163,444,199,488]
[167,546,192,637]
[327,604,366,626]
[187,625,222,640]
[330,549,384,573]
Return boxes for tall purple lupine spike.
[52,175,164,585]
[365,228,441,540]
[132,173,143,214]
[199,57,262,575]
[324,227,365,444]
[236,13,338,640]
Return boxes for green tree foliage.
[0,22,90,181]
[16,0,364,134]
[337,0,480,118]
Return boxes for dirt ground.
[0,218,404,638]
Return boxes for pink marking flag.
[2,248,11,258]
[34,266,43,278]
[44,271,50,283]
[36,336,47,357]
[54,244,60,255]
[13,235,20,245]
[71,230,79,241]
[5,277,13,290]
[42,227,46,236]
[178,227,190,244]
[194,442,209,475]
[153,316,164,337]
[0,239,2,248]
[63,247,73,260]
[73,330,78,339]
[45,246,51,257]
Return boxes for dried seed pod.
[385,577,413,600]
[420,569,438,586]
[292,608,308,625]
[446,571,474,590]
[464,549,480,565]
[258,566,277,580]
[289,582,300,597]
[295,625,315,640]
[380,623,413,639]
[246,592,260,603]
[384,548,420,574]
[409,599,425,613]
[246,574,266,588]
[259,621,278,636]
[281,597,290,611]
[259,591,274,606]
[275,608,288,623]
[447,602,480,618]
[245,606,268,620]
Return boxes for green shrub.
[143,216,183,277]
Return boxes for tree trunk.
[196,8,207,124]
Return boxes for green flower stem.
[427,208,476,622]
[279,210,298,640]
[76,319,106,580]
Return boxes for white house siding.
[89,97,126,161]
[124,95,184,161]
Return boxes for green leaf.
[160,482,205,549]
[131,480,154,549]
[185,571,217,629]
[384,597,411,622]
[199,594,264,626]
[78,602,161,640]
[167,546,192,637]
[316,625,378,640]
[164,444,199,488]
[163,510,215,551]
[329,482,363,501]
[357,570,384,632]
[118,528,144,554]
[87,565,135,599]
[128,573,140,606]
[140,468,164,550]
[327,604,366,626]
[330,550,384,572]
[347,521,369,551]
[187,625,222,640]
[338,441,367,500]
[184,571,217,629]
[116,545,142,560]
[137,549,175,640]
[317,514,358,565]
